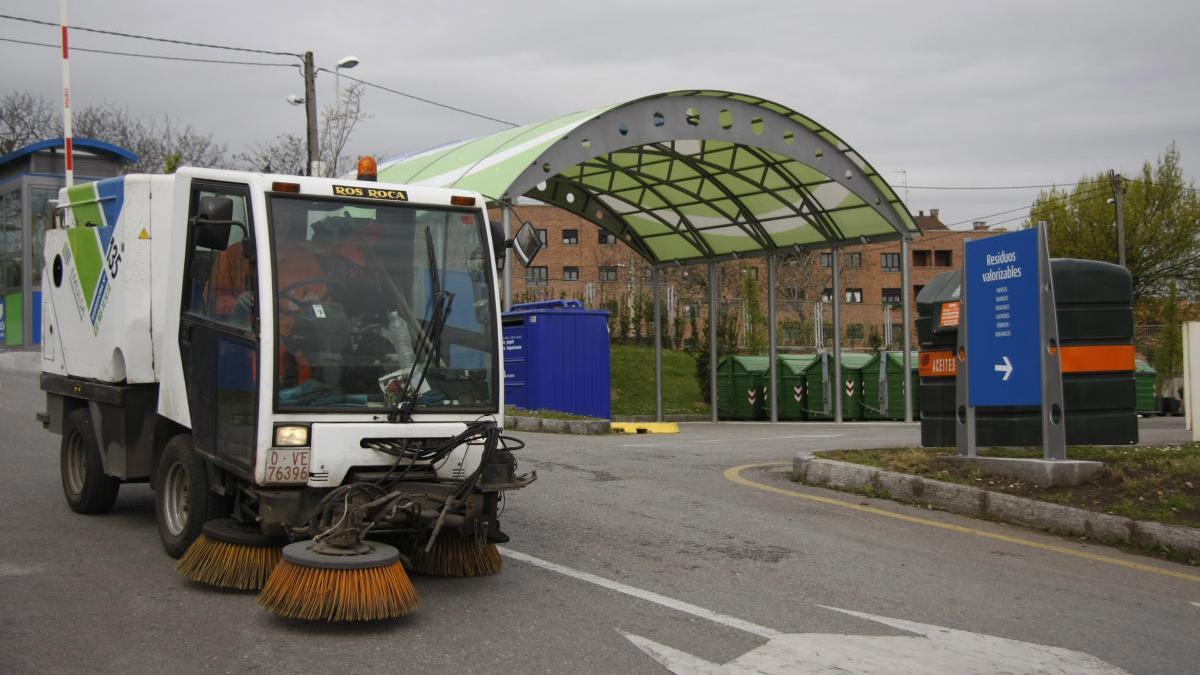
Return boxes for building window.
[912,249,931,267]
[934,249,953,267]
[820,288,833,303]
[845,288,863,303]
[599,230,617,245]
[846,323,864,341]
[535,229,548,249]
[820,252,832,267]
[600,266,618,281]
[526,266,548,287]
[881,287,901,304]
[913,285,924,301]
[845,252,861,267]
[562,228,578,245]
[563,266,579,281]
[881,252,900,271]
[742,266,758,280]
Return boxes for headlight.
[274,425,310,447]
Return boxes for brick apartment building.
[493,204,997,350]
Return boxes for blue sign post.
[957,223,1066,459]
[965,228,1042,406]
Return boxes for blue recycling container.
[502,300,611,419]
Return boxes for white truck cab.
[40,167,535,557]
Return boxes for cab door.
[178,181,259,479]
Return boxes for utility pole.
[303,51,319,176]
[1110,170,1126,268]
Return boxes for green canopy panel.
[378,90,919,265]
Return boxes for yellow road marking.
[725,463,1200,584]
[611,422,679,434]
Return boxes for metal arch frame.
[504,96,911,265]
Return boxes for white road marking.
[499,548,1126,674]
[1191,602,1200,609]
[497,547,779,639]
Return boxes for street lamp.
[332,55,360,175]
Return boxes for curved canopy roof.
[378,90,918,265]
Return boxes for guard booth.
[502,300,611,419]
[918,260,1137,446]
[717,355,770,420]
[863,351,921,420]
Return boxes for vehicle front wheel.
[154,434,222,558]
[61,407,120,514]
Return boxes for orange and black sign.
[919,344,1135,379]
[332,184,408,201]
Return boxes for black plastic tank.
[918,259,1137,447]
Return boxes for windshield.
[268,194,496,412]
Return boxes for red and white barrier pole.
[60,0,74,187]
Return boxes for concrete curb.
[506,415,609,435]
[793,456,1200,560]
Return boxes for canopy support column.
[832,245,843,423]
[653,267,664,423]
[901,235,913,423]
[502,203,512,311]
[768,254,778,423]
[709,262,719,423]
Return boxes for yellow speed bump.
[610,422,679,434]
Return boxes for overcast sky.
[4,0,1199,230]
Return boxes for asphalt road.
[1,365,1197,674]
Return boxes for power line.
[0,13,299,58]
[942,182,1116,230]
[0,36,298,68]
[325,69,519,128]
[906,178,1110,191]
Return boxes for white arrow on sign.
[994,355,1013,381]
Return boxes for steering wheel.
[278,276,329,315]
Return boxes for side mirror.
[510,221,542,268]
[193,196,243,252]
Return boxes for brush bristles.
[410,533,502,577]
[176,534,283,590]
[257,560,420,622]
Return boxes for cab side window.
[185,187,255,331]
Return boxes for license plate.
[264,448,310,484]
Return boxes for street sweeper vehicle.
[37,161,541,621]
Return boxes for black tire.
[154,434,223,558]
[61,407,120,514]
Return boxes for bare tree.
[0,90,60,154]
[322,83,370,176]
[236,83,369,177]
[73,102,228,172]
[235,133,308,175]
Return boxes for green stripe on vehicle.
[66,227,103,307]
[67,183,104,229]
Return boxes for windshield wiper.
[393,227,454,422]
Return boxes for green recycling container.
[1134,358,1157,415]
[776,354,820,420]
[862,351,921,420]
[717,355,770,420]
[802,352,871,420]
[838,353,874,420]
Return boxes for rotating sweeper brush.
[258,539,419,622]
[176,518,284,591]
